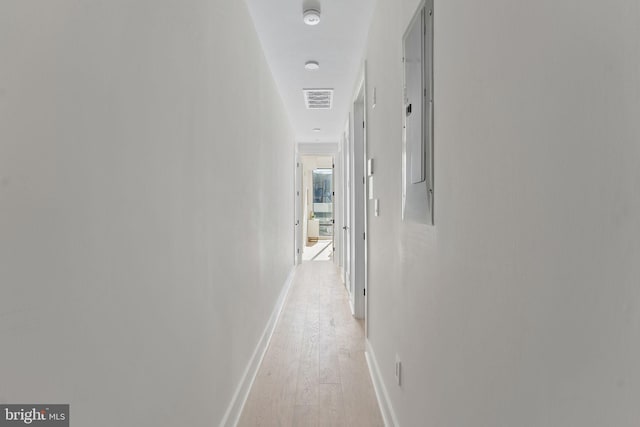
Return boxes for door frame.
[350,68,369,335]
[295,143,341,265]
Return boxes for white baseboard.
[219,267,297,427]
[365,340,400,427]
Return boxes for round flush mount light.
[305,60,320,70]
[312,128,321,132]
[303,9,321,25]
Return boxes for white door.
[342,130,351,294]
[331,159,336,259]
[295,155,303,264]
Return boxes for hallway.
[238,262,383,426]
[2,0,640,425]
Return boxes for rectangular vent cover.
[303,88,334,109]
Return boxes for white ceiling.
[244,0,376,143]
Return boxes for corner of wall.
[219,267,296,427]
[365,339,400,427]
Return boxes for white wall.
[363,0,640,425]
[0,1,294,425]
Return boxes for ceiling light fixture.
[303,8,321,25]
[312,128,321,132]
[305,60,320,70]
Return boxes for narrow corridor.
[238,261,383,426]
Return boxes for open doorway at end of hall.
[301,155,334,262]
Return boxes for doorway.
[300,155,335,262]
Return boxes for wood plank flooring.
[238,261,384,427]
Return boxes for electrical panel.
[402,0,434,225]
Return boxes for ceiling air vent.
[303,88,333,110]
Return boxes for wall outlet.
[395,354,401,386]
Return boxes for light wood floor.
[302,240,333,261]
[237,261,384,427]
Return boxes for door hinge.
[363,176,365,184]
[363,232,366,240]
[364,288,366,296]
[363,121,365,128]
[297,248,300,254]
[332,191,335,196]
